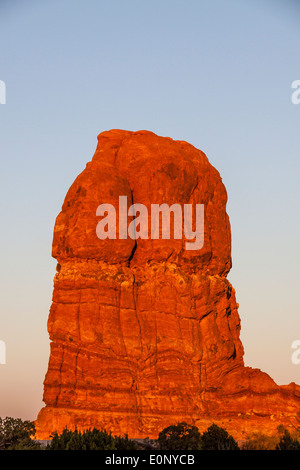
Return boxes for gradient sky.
[0,0,299,421]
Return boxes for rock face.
[35,130,300,439]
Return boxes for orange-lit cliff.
[35,130,300,439]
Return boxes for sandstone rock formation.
[35,130,300,440]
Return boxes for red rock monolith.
[35,130,300,440]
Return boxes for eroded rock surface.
[35,130,300,439]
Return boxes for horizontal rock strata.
[35,130,300,439]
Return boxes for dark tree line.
[1,416,299,450]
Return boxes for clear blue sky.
[0,0,299,421]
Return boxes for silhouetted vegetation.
[275,428,300,450]
[200,423,239,450]
[242,425,300,450]
[0,417,41,450]
[1,416,300,451]
[158,422,239,450]
[158,422,201,450]
[242,432,279,450]
[46,427,139,450]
